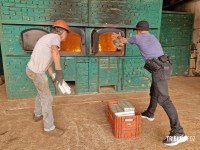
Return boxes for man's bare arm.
[47,65,54,75]
[51,45,62,70]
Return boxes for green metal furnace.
[0,0,193,99]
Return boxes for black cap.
[136,20,150,30]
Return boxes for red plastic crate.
[106,100,141,138]
[106,100,117,125]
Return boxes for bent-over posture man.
[26,20,69,136]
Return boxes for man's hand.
[54,70,64,85]
[112,32,128,44]
[112,32,122,40]
[113,38,124,50]
[112,32,123,50]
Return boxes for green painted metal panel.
[88,58,98,92]
[163,46,190,76]
[161,11,193,46]
[76,58,89,93]
[99,57,119,86]
[61,57,76,81]
[161,11,193,76]
[116,57,123,92]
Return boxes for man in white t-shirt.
[26,20,69,136]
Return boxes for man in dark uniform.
[112,20,188,146]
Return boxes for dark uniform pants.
[146,62,184,134]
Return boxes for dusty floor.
[0,76,199,150]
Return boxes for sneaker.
[141,111,155,121]
[163,130,188,146]
[33,114,43,122]
[44,128,64,137]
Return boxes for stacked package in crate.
[106,100,141,138]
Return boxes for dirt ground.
[0,76,199,150]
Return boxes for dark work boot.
[44,127,64,137]
[33,113,43,122]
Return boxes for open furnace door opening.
[91,28,125,56]
[60,27,86,56]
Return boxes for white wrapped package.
[52,73,71,94]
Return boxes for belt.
[158,54,171,64]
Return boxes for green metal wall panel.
[161,12,193,46]
[99,57,119,86]
[161,11,193,76]
[88,58,98,92]
[76,58,89,93]
[163,46,190,76]
[61,58,76,81]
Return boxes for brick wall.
[89,0,162,28]
[0,0,162,27]
[0,0,88,24]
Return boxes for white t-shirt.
[27,33,60,73]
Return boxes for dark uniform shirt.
[128,32,164,60]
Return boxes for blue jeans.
[26,67,55,131]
